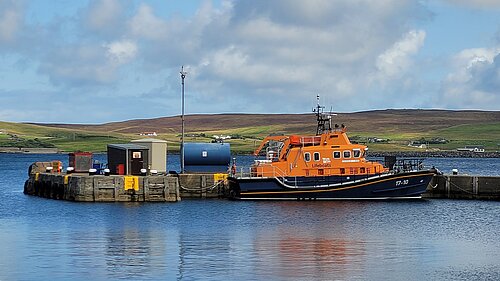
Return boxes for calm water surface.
[0,154,499,280]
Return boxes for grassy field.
[0,121,132,152]
[1,110,499,153]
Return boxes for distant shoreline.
[367,151,500,158]
[1,147,499,158]
[0,147,61,154]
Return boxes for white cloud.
[444,0,500,9]
[35,0,429,103]
[376,30,426,78]
[440,47,500,109]
[181,0,431,112]
[85,0,123,32]
[104,40,138,64]
[0,1,22,43]
[8,0,500,123]
[129,4,169,40]
[39,41,137,85]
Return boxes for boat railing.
[235,160,402,188]
[300,136,322,146]
[393,158,425,173]
[237,164,289,180]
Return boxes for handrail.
[238,163,286,178]
[238,164,299,187]
[299,136,321,146]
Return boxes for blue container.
[183,143,230,173]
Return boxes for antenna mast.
[313,95,334,135]
[180,66,187,173]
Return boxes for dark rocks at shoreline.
[368,151,500,158]
[0,147,61,154]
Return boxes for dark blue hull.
[228,170,434,200]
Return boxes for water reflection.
[254,234,366,280]
[1,151,499,281]
[99,203,179,280]
[177,233,233,280]
[105,229,154,279]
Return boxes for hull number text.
[395,179,409,186]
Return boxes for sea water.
[0,154,499,280]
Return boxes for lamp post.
[180,66,187,174]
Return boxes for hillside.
[35,109,500,133]
[1,109,499,153]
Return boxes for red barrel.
[116,164,125,175]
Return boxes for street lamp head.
[180,66,187,79]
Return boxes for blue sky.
[0,0,499,123]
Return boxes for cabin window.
[340,168,345,174]
[313,152,320,161]
[304,152,311,162]
[353,149,361,158]
[333,151,341,159]
[360,167,366,174]
[343,151,351,158]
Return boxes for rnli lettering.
[312,163,331,168]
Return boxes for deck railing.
[235,159,426,188]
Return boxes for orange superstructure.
[251,127,387,178]
[249,97,387,179]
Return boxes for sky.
[0,0,499,124]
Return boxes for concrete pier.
[24,172,232,202]
[23,162,228,202]
[24,162,500,201]
[425,175,500,200]
[24,173,181,202]
[178,174,226,199]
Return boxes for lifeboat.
[228,96,437,200]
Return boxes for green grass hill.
[1,109,499,153]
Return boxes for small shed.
[130,138,168,173]
[107,144,149,175]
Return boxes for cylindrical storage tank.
[184,143,230,173]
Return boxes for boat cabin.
[250,98,388,178]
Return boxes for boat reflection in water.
[254,234,366,279]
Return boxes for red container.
[69,152,93,173]
[116,164,125,175]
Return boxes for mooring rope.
[442,176,476,195]
[178,179,225,192]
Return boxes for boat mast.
[313,95,332,135]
